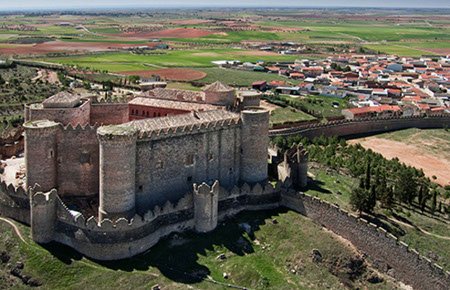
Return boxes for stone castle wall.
[90,103,129,125]
[24,122,100,197]
[136,122,242,210]
[270,115,450,138]
[0,181,31,224]
[56,125,99,196]
[281,191,450,290]
[1,180,449,289]
[29,182,280,260]
[25,101,91,126]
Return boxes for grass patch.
[270,107,316,126]
[197,67,290,86]
[0,209,397,289]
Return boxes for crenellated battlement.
[281,190,450,289]
[136,117,241,141]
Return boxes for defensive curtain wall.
[0,181,449,290]
[269,114,450,138]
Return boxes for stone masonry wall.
[30,182,279,260]
[281,191,450,290]
[0,181,31,224]
[25,101,91,126]
[135,125,241,211]
[90,103,129,125]
[270,115,450,139]
[56,125,99,196]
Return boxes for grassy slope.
[306,163,450,271]
[0,210,398,290]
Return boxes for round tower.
[24,120,59,192]
[203,81,236,106]
[97,125,137,221]
[240,107,269,184]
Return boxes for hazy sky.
[1,0,450,10]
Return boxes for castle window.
[208,153,214,161]
[156,160,164,169]
[185,154,194,166]
[80,152,91,165]
[153,112,156,117]
[131,109,135,115]
[187,176,192,182]
[138,185,143,191]
[48,149,54,159]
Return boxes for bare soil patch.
[349,138,450,186]
[0,41,157,55]
[114,28,213,39]
[120,68,207,81]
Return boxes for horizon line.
[1,5,450,12]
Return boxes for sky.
[1,0,449,10]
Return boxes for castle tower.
[277,144,309,189]
[97,125,137,221]
[296,144,309,188]
[24,120,59,192]
[240,107,269,184]
[30,190,57,244]
[203,81,236,107]
[193,181,219,233]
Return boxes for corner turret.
[193,181,219,233]
[24,120,59,192]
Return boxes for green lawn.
[0,209,397,289]
[270,107,316,126]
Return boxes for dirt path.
[349,138,450,187]
[0,217,28,244]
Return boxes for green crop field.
[41,49,300,72]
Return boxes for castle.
[0,83,307,259]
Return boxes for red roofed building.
[342,105,402,119]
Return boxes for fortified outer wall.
[29,182,280,260]
[90,103,129,125]
[2,180,449,289]
[0,181,30,224]
[25,101,91,126]
[269,115,450,139]
[281,191,450,290]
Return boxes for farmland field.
[41,49,300,71]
